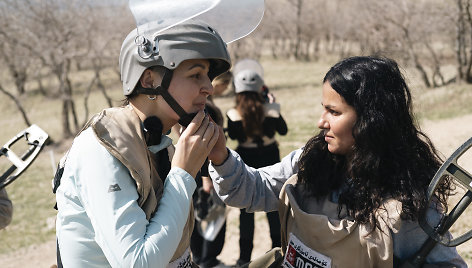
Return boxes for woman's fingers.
[208,125,228,165]
[199,121,218,149]
[207,122,219,149]
[195,114,210,137]
[172,110,220,178]
[181,110,205,136]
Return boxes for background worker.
[226,59,287,266]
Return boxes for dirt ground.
[1,113,472,267]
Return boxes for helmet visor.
[129,0,264,44]
[194,0,264,44]
[129,0,219,36]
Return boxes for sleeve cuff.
[211,148,231,167]
[167,167,197,193]
[209,148,240,176]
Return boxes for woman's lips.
[325,135,334,142]
[195,102,206,110]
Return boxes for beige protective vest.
[88,105,194,263]
[279,175,402,268]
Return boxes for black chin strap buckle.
[135,68,195,126]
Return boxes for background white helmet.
[233,58,264,94]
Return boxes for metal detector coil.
[402,137,472,267]
[418,137,472,247]
[0,124,49,189]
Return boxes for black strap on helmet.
[134,68,198,126]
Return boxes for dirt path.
[1,114,472,267]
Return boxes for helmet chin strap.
[135,68,198,127]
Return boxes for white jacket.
[56,128,196,267]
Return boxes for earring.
[148,95,156,100]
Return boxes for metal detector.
[401,137,472,267]
[0,124,49,189]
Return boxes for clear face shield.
[129,0,265,59]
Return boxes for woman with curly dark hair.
[208,56,466,267]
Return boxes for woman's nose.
[318,115,329,129]
[202,77,214,96]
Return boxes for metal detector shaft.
[403,191,472,267]
[401,137,472,267]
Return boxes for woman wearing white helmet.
[54,19,233,267]
[225,59,287,266]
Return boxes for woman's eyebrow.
[322,103,336,109]
[187,63,207,70]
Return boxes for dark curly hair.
[236,91,265,138]
[297,56,452,231]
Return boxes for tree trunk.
[456,0,467,82]
[425,42,446,87]
[402,26,432,88]
[65,76,79,132]
[61,99,72,138]
[292,0,303,60]
[465,0,472,82]
[0,84,31,127]
[56,63,72,139]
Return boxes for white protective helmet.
[120,21,231,96]
[233,58,264,94]
[120,0,264,125]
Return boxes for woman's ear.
[139,69,155,88]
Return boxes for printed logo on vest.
[108,184,122,193]
[283,233,331,268]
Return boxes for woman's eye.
[329,109,340,115]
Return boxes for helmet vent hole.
[207,26,216,34]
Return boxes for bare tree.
[80,4,131,124]
[0,0,132,139]
[355,0,455,87]
[259,0,465,87]
[0,42,29,96]
[0,0,37,126]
